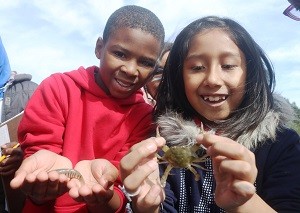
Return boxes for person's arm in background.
[1,142,25,213]
[0,36,11,92]
[0,36,25,213]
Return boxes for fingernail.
[154,137,165,146]
[146,142,156,152]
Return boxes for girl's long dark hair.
[155,16,275,140]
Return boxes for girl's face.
[183,29,246,121]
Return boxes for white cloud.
[0,0,299,106]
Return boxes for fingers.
[69,183,113,205]
[198,133,257,183]
[10,170,28,189]
[25,171,48,198]
[120,137,164,198]
[11,170,69,204]
[120,137,165,179]
[212,156,257,184]
[1,142,19,150]
[91,160,118,189]
[132,185,164,213]
[10,152,41,189]
[232,180,256,197]
[1,144,22,156]
[47,171,69,197]
[0,163,20,176]
[122,159,158,194]
[141,185,164,206]
[198,133,256,164]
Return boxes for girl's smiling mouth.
[201,95,227,103]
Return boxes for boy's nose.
[122,61,138,76]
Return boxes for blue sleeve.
[0,36,11,88]
[257,128,300,212]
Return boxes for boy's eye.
[113,51,126,58]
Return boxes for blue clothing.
[0,36,11,98]
[162,128,300,212]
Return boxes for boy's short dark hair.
[103,5,165,46]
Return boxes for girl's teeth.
[204,96,225,101]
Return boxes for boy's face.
[95,27,162,99]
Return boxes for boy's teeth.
[203,96,225,101]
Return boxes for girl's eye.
[222,64,237,70]
[192,65,205,71]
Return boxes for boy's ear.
[95,37,104,59]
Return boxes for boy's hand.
[0,142,23,176]
[10,149,73,204]
[67,159,118,206]
[120,137,165,213]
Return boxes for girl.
[120,16,300,212]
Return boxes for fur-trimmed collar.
[156,94,295,150]
[236,93,295,149]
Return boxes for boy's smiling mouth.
[116,78,135,88]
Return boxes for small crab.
[156,111,210,187]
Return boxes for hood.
[156,93,296,151]
[236,93,296,149]
[13,73,32,83]
[64,66,146,106]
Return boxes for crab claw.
[156,126,161,137]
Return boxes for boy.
[10,5,165,213]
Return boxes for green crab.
[156,112,210,187]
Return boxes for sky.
[0,0,299,106]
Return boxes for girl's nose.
[204,66,222,86]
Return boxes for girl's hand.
[197,133,257,211]
[120,137,165,213]
[0,142,23,176]
[10,149,72,204]
[67,159,118,207]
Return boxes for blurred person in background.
[143,42,173,106]
[0,36,38,213]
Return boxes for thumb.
[92,161,118,189]
[10,170,27,189]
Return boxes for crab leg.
[160,164,173,187]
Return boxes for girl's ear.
[95,37,104,59]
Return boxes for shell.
[156,111,209,187]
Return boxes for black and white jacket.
[162,95,300,212]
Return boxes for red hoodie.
[18,66,154,212]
